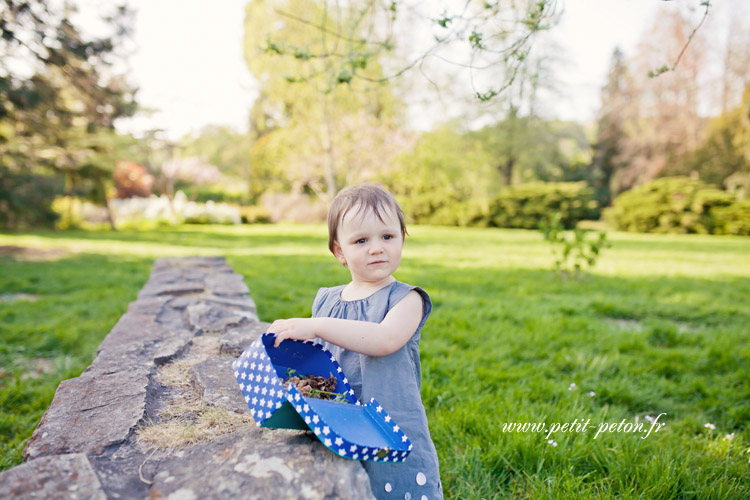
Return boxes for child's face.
[333,205,404,285]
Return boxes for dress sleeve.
[311,287,328,318]
[410,286,432,334]
[389,284,432,334]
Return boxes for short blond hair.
[327,183,407,254]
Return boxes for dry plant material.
[138,371,253,451]
[136,405,254,451]
[283,369,347,402]
[137,339,250,451]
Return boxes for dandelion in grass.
[547,439,558,447]
[568,383,576,391]
[725,433,735,440]
[644,415,655,423]
[586,391,595,397]
[704,423,716,431]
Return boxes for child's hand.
[269,318,317,347]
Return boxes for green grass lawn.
[1,224,749,499]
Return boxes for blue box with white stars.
[232,333,412,462]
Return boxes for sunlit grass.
[1,224,749,498]
[3,225,749,277]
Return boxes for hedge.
[487,182,599,229]
[604,177,749,235]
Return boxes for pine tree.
[0,0,137,229]
[592,48,631,207]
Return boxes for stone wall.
[0,257,374,500]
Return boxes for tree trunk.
[165,176,177,222]
[503,105,519,186]
[245,157,253,205]
[97,178,117,231]
[503,158,515,186]
[104,198,117,231]
[321,94,337,199]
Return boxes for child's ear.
[332,241,346,265]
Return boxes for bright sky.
[553,0,663,123]
[111,0,706,140]
[113,0,256,140]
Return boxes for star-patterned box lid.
[232,333,412,463]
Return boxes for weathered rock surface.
[205,272,251,296]
[219,322,269,357]
[148,429,374,500]
[88,313,185,373]
[0,453,106,500]
[1,256,374,500]
[23,368,149,461]
[192,356,248,413]
[186,302,255,334]
[127,295,172,319]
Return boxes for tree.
[717,10,750,112]
[646,0,710,79]
[64,130,144,229]
[251,0,717,104]
[0,0,137,229]
[468,116,588,187]
[470,114,538,186]
[158,156,222,207]
[434,12,564,188]
[608,6,708,194]
[591,48,633,207]
[177,126,256,202]
[381,124,496,226]
[244,0,410,201]
[250,0,561,102]
[113,161,155,199]
[675,85,750,187]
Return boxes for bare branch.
[650,1,711,77]
[671,1,710,71]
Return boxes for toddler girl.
[269,183,443,500]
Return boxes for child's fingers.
[269,320,282,347]
[268,319,282,333]
[269,319,312,347]
[272,326,292,347]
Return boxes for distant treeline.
[2,1,749,236]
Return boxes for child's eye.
[356,238,367,244]
[383,234,394,240]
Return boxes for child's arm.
[269,290,423,356]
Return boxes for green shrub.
[604,177,742,234]
[427,200,489,227]
[176,182,247,204]
[710,200,750,236]
[0,167,62,229]
[487,182,599,229]
[240,205,272,224]
[399,195,488,227]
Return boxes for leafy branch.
[257,0,561,101]
[540,213,610,278]
[649,0,711,78]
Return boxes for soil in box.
[282,369,347,402]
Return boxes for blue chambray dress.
[312,281,443,500]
